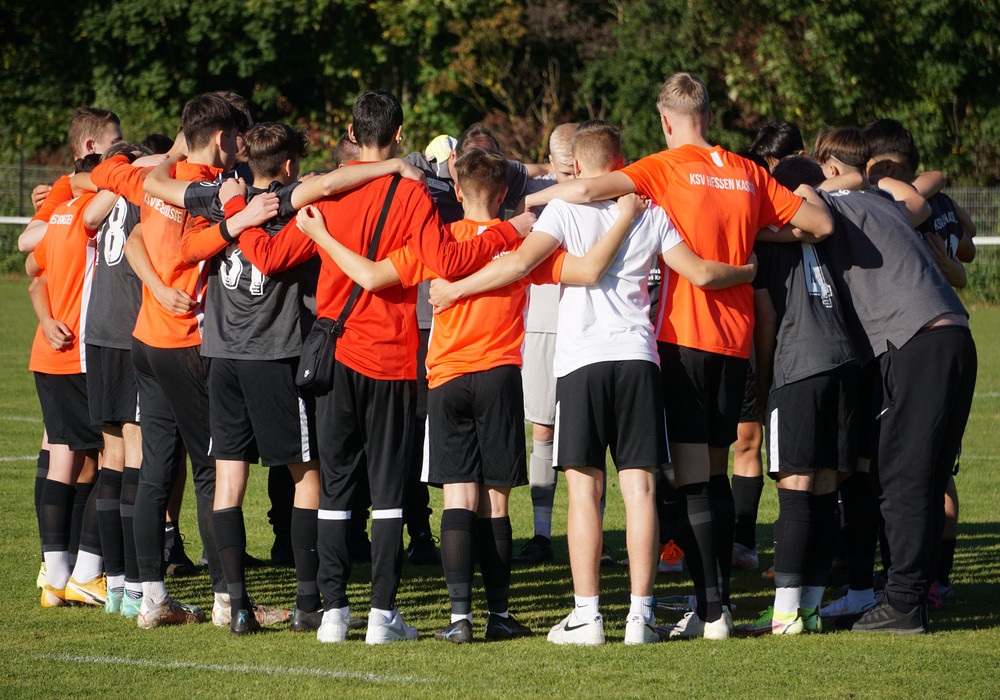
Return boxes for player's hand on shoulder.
[508,210,537,238]
[296,205,329,241]
[31,183,52,212]
[132,153,170,169]
[397,159,427,186]
[233,191,279,229]
[219,177,247,204]
[617,192,647,222]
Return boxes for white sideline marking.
[0,455,35,462]
[1,415,42,423]
[975,392,1000,398]
[37,653,434,684]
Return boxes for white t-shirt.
[535,198,682,377]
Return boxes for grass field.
[1,277,998,698]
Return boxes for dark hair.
[861,118,920,171]
[454,147,508,202]
[456,123,502,158]
[334,131,359,167]
[813,127,870,170]
[351,90,404,149]
[67,107,120,156]
[749,121,804,163]
[243,122,307,178]
[572,120,623,171]
[213,90,251,118]
[770,155,824,191]
[140,133,174,155]
[737,149,769,170]
[73,153,102,174]
[102,141,149,163]
[181,93,249,151]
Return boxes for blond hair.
[656,72,710,116]
[572,121,622,172]
[548,123,578,169]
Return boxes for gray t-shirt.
[84,196,143,349]
[820,188,966,362]
[185,180,305,360]
[753,240,856,389]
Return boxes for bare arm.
[25,252,41,278]
[296,205,400,291]
[912,171,947,198]
[524,171,636,209]
[558,194,646,285]
[143,153,190,208]
[661,245,757,289]
[290,159,426,209]
[817,172,865,192]
[28,275,73,351]
[786,185,834,239]
[123,224,198,314]
[81,190,121,231]
[924,232,967,288]
[70,172,98,193]
[876,176,931,226]
[31,184,51,211]
[523,162,553,179]
[17,220,47,253]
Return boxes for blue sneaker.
[105,590,124,614]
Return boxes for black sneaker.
[600,544,616,568]
[485,613,534,641]
[406,531,440,566]
[852,599,927,634]
[289,606,324,632]
[231,608,262,636]
[434,618,473,644]
[512,535,553,564]
[163,529,197,577]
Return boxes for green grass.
[1,277,999,698]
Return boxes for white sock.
[847,588,875,608]
[451,612,473,623]
[489,609,509,619]
[629,594,655,623]
[800,585,825,611]
[125,581,142,599]
[70,550,103,583]
[214,592,230,608]
[532,507,553,540]
[142,580,168,606]
[773,586,800,616]
[371,607,395,622]
[43,550,70,589]
[573,595,599,620]
[107,574,125,593]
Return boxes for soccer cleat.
[736,607,802,636]
[366,609,419,645]
[36,563,47,589]
[731,542,759,570]
[40,585,68,608]
[624,614,659,645]
[600,544,616,568]
[406,530,440,566]
[213,596,290,627]
[658,540,685,573]
[137,596,205,629]
[547,611,605,646]
[664,610,730,640]
[231,609,262,636]
[852,599,927,634]
[65,575,107,606]
[317,609,349,643]
[801,607,822,633]
[512,535,554,565]
[655,594,697,612]
[163,530,198,577]
[927,581,955,612]
[105,590,124,614]
[434,618,473,644]
[761,565,775,581]
[485,613,534,641]
[121,594,142,617]
[290,606,324,632]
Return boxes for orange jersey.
[391,218,565,388]
[92,155,222,349]
[621,145,802,358]
[29,193,98,374]
[31,174,73,224]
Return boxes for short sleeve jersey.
[534,199,683,377]
[31,175,73,223]
[29,193,98,374]
[84,196,143,349]
[917,193,964,259]
[185,180,305,360]
[753,240,856,389]
[819,188,967,361]
[392,218,564,389]
[621,145,803,358]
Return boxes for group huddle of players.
[21,71,975,645]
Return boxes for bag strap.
[331,174,401,337]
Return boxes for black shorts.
[34,372,103,450]
[765,365,859,477]
[658,342,747,448]
[86,344,140,427]
[426,365,527,488]
[554,360,667,471]
[208,357,317,467]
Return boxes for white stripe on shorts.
[298,395,311,462]
[768,406,780,473]
[552,400,561,467]
[318,509,351,520]
[372,508,403,520]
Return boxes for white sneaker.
[666,610,730,640]
[722,607,736,636]
[819,593,875,619]
[318,608,350,643]
[212,593,230,627]
[731,542,759,570]
[547,611,605,646]
[365,609,418,645]
[624,614,658,645]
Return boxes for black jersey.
[753,240,856,390]
[185,179,305,360]
[84,196,143,349]
[917,193,964,258]
[819,188,966,362]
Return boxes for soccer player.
[524,74,832,639]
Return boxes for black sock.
[291,507,321,612]
[35,449,49,556]
[267,466,294,549]
[479,516,513,614]
[213,507,247,615]
[440,509,477,616]
[77,479,102,560]
[732,474,764,550]
[120,467,140,586]
[40,479,74,554]
[709,474,735,607]
[936,537,956,585]
[655,464,679,544]
[96,469,124,578]
[69,479,95,565]
[773,489,811,589]
[803,492,839,589]
[839,472,878,590]
[370,514,404,611]
[676,482,721,622]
